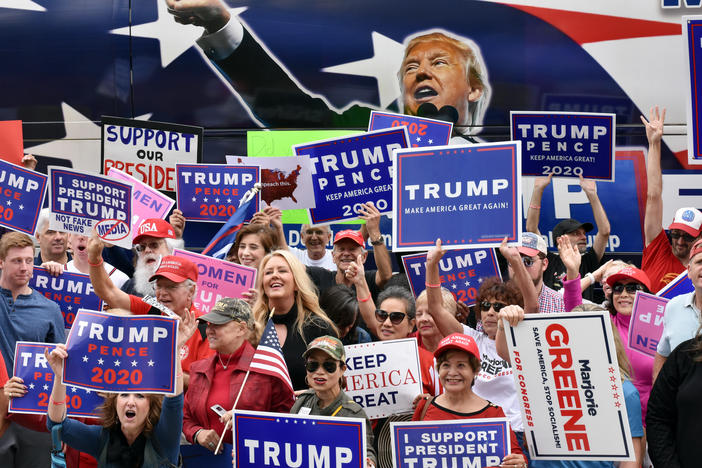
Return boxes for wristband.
[529,204,540,210]
[194,429,203,445]
[357,294,371,303]
[585,272,595,285]
[50,397,66,406]
[88,258,104,268]
[370,236,384,246]
[425,282,441,288]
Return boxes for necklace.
[217,353,234,369]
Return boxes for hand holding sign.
[46,343,68,378]
[497,304,525,329]
[4,376,27,400]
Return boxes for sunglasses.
[479,301,507,312]
[305,360,339,373]
[670,231,695,242]
[612,283,646,294]
[375,309,407,325]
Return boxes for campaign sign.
[10,342,103,419]
[233,410,366,468]
[657,270,695,299]
[102,117,203,191]
[0,120,24,165]
[393,142,521,252]
[401,248,501,307]
[176,164,259,223]
[0,159,47,235]
[368,111,452,148]
[390,418,510,468]
[344,338,423,419]
[510,111,615,180]
[293,127,410,224]
[49,167,133,249]
[63,310,178,394]
[684,16,702,165]
[29,267,104,330]
[226,155,317,210]
[628,292,669,358]
[504,312,635,461]
[172,248,256,313]
[107,167,175,232]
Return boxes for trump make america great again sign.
[393,142,521,252]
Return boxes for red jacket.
[182,341,294,445]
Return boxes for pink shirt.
[613,312,652,425]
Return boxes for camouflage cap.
[303,335,345,361]
[198,298,253,327]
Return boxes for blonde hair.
[252,250,337,343]
[416,287,457,316]
[399,30,491,130]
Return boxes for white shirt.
[66,260,129,290]
[288,247,336,270]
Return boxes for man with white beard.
[121,218,185,297]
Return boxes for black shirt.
[543,248,603,302]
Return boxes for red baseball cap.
[434,333,480,361]
[148,255,198,283]
[333,230,364,247]
[133,218,176,244]
[605,266,651,292]
[689,239,702,261]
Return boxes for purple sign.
[63,310,179,394]
[401,248,501,307]
[176,164,259,222]
[511,111,616,180]
[0,159,47,235]
[685,16,702,164]
[393,142,521,252]
[293,127,410,224]
[628,291,669,357]
[657,270,694,299]
[368,111,452,148]
[30,267,104,330]
[10,342,103,418]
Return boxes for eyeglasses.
[670,230,695,242]
[479,301,507,312]
[305,360,338,373]
[521,256,538,268]
[612,283,646,295]
[375,309,407,325]
[135,240,165,254]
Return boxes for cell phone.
[210,404,226,417]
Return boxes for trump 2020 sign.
[393,142,521,252]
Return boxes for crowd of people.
[0,3,699,467]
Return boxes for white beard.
[132,254,160,296]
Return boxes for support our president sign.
[30,268,103,330]
[401,248,501,307]
[511,112,616,179]
[172,249,257,313]
[102,117,203,191]
[9,342,103,419]
[344,338,423,419]
[233,410,366,468]
[293,127,410,224]
[107,167,174,232]
[63,310,179,394]
[504,312,636,461]
[393,142,521,252]
[0,159,47,235]
[628,292,669,358]
[390,418,510,468]
[49,167,133,249]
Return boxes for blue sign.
[49,167,133,249]
[391,418,510,468]
[530,149,647,254]
[511,112,616,180]
[181,444,233,468]
[401,248,501,307]
[10,342,103,419]
[393,143,521,252]
[0,159,47,235]
[30,268,104,330]
[176,164,259,222]
[233,410,366,468]
[293,127,410,224]
[63,310,178,394]
[685,17,702,164]
[657,270,694,298]
[368,111,452,148]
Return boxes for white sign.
[504,312,636,461]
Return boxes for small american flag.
[250,318,294,393]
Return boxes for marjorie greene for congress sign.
[393,142,521,251]
[504,312,636,461]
